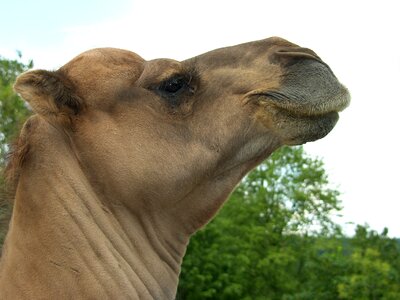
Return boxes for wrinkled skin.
[0,37,349,299]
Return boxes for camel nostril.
[276,47,319,58]
[273,46,325,67]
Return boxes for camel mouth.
[252,85,348,145]
[255,85,350,118]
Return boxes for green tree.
[337,226,400,300]
[0,54,32,244]
[0,54,32,163]
[177,146,343,299]
[295,235,349,299]
[177,149,400,300]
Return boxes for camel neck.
[0,155,188,300]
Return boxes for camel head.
[13,37,349,234]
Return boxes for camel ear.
[14,70,83,117]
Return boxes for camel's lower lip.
[285,111,340,144]
[306,111,339,138]
[258,102,341,145]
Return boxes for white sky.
[1,0,399,236]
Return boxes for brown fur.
[0,37,349,299]
[4,117,36,192]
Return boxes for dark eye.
[160,77,187,94]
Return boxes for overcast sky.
[1,0,399,236]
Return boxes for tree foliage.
[0,54,32,244]
[177,148,400,299]
[177,146,342,299]
[0,54,32,164]
[337,226,400,300]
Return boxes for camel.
[0,37,349,299]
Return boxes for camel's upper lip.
[250,54,351,117]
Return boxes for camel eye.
[160,76,187,94]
